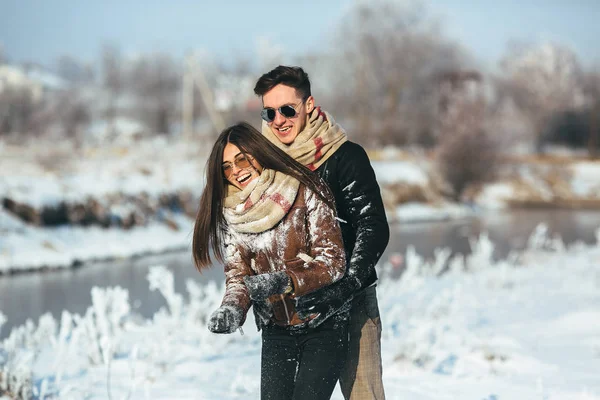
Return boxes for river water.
[1,209,600,338]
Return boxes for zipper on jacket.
[280,294,291,324]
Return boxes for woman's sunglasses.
[261,104,299,123]
[222,153,253,178]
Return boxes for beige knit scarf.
[223,169,300,234]
[262,107,348,171]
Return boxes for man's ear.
[305,96,315,113]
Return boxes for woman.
[193,122,349,400]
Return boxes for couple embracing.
[193,66,389,400]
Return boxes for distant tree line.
[0,46,184,143]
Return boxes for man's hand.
[243,271,291,301]
[294,277,357,327]
[207,305,244,334]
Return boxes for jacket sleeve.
[285,187,346,297]
[337,143,389,291]
[221,230,253,323]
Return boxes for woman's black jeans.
[260,314,349,400]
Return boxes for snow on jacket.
[220,182,346,327]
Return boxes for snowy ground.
[1,225,599,399]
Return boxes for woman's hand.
[243,271,291,301]
[208,305,244,334]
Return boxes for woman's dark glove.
[207,305,244,334]
[243,271,291,301]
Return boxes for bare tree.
[56,89,91,148]
[329,0,470,147]
[25,98,56,137]
[436,82,500,200]
[497,42,586,153]
[583,68,600,159]
[0,86,38,138]
[128,53,180,135]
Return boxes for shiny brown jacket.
[220,183,346,327]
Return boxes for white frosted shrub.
[147,265,183,320]
[186,278,223,326]
[0,351,33,400]
[467,232,495,272]
[73,286,130,365]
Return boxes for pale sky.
[1,0,599,69]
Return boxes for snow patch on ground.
[475,182,515,209]
[373,161,430,186]
[570,162,600,197]
[393,202,475,223]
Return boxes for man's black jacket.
[315,140,390,294]
[264,140,390,328]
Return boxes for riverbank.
[0,207,192,273]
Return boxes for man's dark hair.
[254,65,311,100]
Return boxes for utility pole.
[188,53,226,138]
[181,53,227,141]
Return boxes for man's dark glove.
[207,305,244,334]
[243,271,291,301]
[252,298,274,331]
[294,277,358,328]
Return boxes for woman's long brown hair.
[192,121,334,272]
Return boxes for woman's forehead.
[222,143,241,162]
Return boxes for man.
[254,65,390,400]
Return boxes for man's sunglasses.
[222,153,253,178]
[261,104,299,123]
